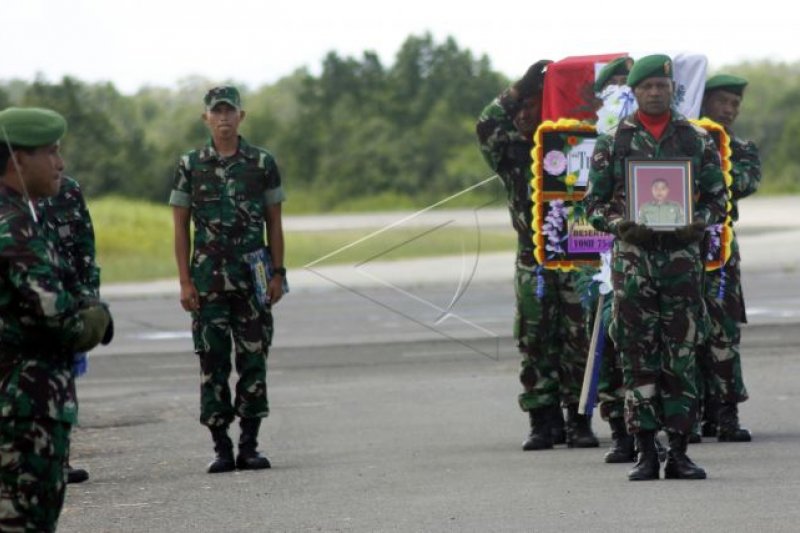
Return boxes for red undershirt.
[636,110,671,141]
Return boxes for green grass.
[91,196,177,283]
[89,196,516,283]
[291,227,515,268]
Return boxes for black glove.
[74,304,111,352]
[513,60,552,99]
[674,221,706,244]
[617,221,655,245]
[100,302,114,345]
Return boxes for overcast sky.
[2,0,795,94]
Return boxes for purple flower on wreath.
[542,200,568,258]
[543,150,567,176]
[717,269,727,302]
[706,223,722,261]
[536,265,545,299]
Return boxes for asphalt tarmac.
[59,195,800,532]
[60,270,800,532]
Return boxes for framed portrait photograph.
[626,158,693,231]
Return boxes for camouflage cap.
[594,56,634,92]
[204,86,241,110]
[627,54,673,88]
[705,74,748,96]
[0,107,67,148]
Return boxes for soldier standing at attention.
[695,74,760,442]
[170,86,286,473]
[0,107,112,531]
[477,61,599,451]
[583,55,728,481]
[40,174,102,484]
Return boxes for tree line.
[1,34,797,210]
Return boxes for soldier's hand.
[267,276,284,305]
[180,281,200,312]
[513,60,551,99]
[674,221,706,244]
[617,221,654,245]
[74,304,112,353]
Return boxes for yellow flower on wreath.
[565,173,578,186]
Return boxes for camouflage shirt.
[169,136,285,294]
[584,112,728,234]
[727,133,761,222]
[476,90,537,266]
[0,184,83,423]
[39,175,100,300]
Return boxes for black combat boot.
[522,407,553,451]
[207,426,236,474]
[604,417,635,463]
[664,432,707,480]
[66,464,89,484]
[701,397,719,437]
[550,404,566,445]
[236,418,271,470]
[717,403,752,442]
[628,430,660,481]
[565,405,599,448]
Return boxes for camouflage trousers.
[597,333,625,421]
[0,417,70,533]
[193,290,273,428]
[515,266,589,411]
[610,241,706,435]
[697,235,749,406]
[584,293,626,421]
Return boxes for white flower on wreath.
[596,85,637,134]
[592,250,613,295]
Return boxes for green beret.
[204,86,241,109]
[0,107,67,148]
[627,54,673,88]
[705,74,748,96]
[594,57,634,92]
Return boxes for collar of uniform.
[198,136,259,163]
[624,110,691,132]
[0,181,32,212]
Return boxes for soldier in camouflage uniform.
[589,57,638,463]
[39,174,102,484]
[696,74,760,442]
[0,107,112,532]
[584,55,728,481]
[477,61,598,451]
[170,86,286,473]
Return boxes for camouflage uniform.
[169,136,285,428]
[0,185,84,532]
[584,113,728,435]
[698,135,760,407]
[39,175,101,300]
[39,175,100,483]
[594,297,625,420]
[477,90,588,412]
